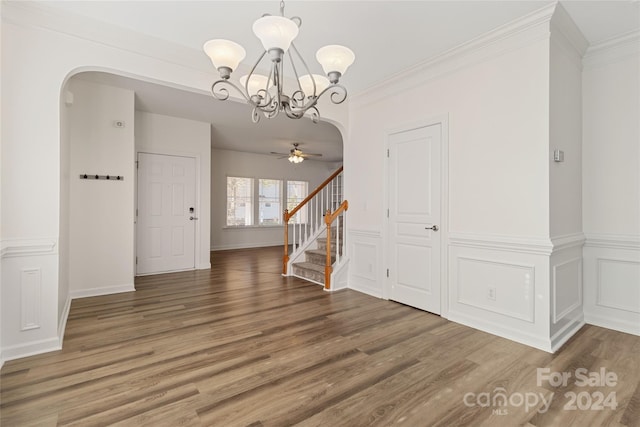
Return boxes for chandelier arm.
[211,80,251,103]
[308,106,320,124]
[320,84,348,105]
[283,103,304,120]
[289,84,347,118]
[244,50,268,104]
[252,108,261,123]
[289,42,316,97]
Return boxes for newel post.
[282,209,289,275]
[324,208,333,290]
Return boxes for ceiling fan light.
[298,74,330,97]
[316,45,355,76]
[252,15,299,53]
[203,39,246,73]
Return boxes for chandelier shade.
[204,1,354,123]
[316,45,356,77]
[239,74,274,97]
[203,39,246,72]
[298,74,330,97]
[252,15,299,53]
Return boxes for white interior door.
[137,153,196,275]
[388,124,441,314]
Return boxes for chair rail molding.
[584,233,640,250]
[448,232,553,255]
[1,238,58,258]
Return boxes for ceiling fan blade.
[301,153,323,157]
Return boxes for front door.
[388,123,441,314]
[137,153,196,275]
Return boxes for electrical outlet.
[488,287,496,301]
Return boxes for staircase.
[282,167,349,291]
[292,221,343,286]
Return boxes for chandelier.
[203,1,355,123]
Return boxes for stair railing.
[283,166,343,275]
[323,200,348,290]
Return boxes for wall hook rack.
[79,174,124,181]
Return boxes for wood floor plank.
[2,246,639,426]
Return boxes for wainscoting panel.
[597,259,640,313]
[584,234,640,336]
[552,258,582,324]
[1,238,61,362]
[456,256,535,322]
[347,229,383,298]
[549,235,585,351]
[448,233,552,352]
[20,268,42,331]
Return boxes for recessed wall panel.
[457,256,534,322]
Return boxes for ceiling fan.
[270,143,322,163]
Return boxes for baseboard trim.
[348,283,383,299]
[1,337,62,363]
[585,312,640,336]
[70,284,135,300]
[550,317,586,352]
[58,294,72,348]
[447,310,553,353]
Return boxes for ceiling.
[55,1,639,162]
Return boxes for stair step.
[292,262,326,284]
[305,249,336,265]
[315,239,344,254]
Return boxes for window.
[226,177,253,226]
[259,179,282,225]
[287,180,308,223]
[226,177,307,227]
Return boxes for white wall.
[211,148,340,250]
[547,6,587,347]
[68,79,136,297]
[347,4,579,352]
[58,87,71,329]
[135,111,211,269]
[582,35,640,335]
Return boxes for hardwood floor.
[1,246,639,426]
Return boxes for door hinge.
[387,208,389,218]
[387,149,390,158]
[135,208,138,217]
[135,160,139,169]
[386,268,389,278]
[135,256,138,265]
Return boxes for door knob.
[190,216,199,221]
[425,225,439,231]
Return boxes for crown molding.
[583,30,640,69]
[550,3,588,57]
[549,3,588,70]
[351,3,556,107]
